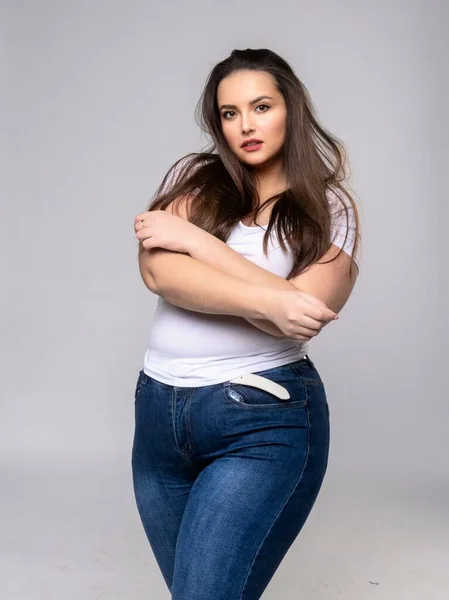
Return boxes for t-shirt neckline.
[238,220,268,232]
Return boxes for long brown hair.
[144,48,361,279]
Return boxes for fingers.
[134,212,151,230]
[134,210,165,233]
[288,315,334,340]
[303,303,337,324]
[298,314,327,331]
[287,324,322,341]
[297,291,337,321]
[134,215,144,234]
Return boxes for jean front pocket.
[222,369,308,410]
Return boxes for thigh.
[171,370,330,600]
[131,371,199,591]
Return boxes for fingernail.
[333,315,339,320]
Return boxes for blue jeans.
[131,355,330,600]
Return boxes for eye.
[221,104,270,120]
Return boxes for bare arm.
[138,245,279,323]
[187,231,300,338]
[189,230,296,290]
[154,197,297,338]
[189,230,357,315]
[177,198,358,315]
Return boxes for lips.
[241,139,263,148]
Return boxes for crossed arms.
[137,199,358,339]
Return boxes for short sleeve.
[326,186,360,269]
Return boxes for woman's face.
[217,70,287,168]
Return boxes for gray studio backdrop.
[1,1,447,599]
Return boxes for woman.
[132,48,361,600]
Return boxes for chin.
[238,148,267,161]
[240,153,275,168]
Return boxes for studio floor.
[2,457,448,599]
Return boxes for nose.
[241,113,255,135]
[242,126,255,137]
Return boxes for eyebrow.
[218,95,273,111]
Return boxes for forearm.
[140,247,273,320]
[190,230,297,291]
[188,231,296,337]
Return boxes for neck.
[253,158,288,203]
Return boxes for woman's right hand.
[264,289,338,341]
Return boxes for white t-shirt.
[143,188,359,387]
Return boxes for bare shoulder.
[163,194,196,221]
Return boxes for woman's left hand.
[134,210,202,255]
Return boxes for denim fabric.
[131,355,330,600]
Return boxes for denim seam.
[184,388,196,456]
[171,388,197,468]
[238,400,311,599]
